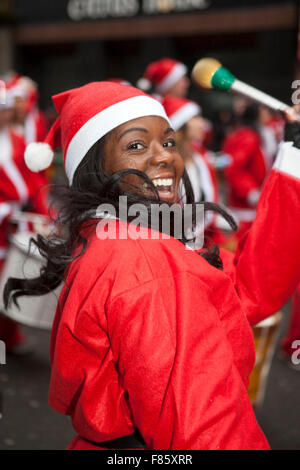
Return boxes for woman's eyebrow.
[118,127,148,141]
[164,127,175,135]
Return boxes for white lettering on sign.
[68,0,139,21]
[67,0,210,20]
[143,0,211,14]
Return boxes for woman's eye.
[127,142,144,150]
[163,139,176,148]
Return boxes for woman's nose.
[150,144,174,167]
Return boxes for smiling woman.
[4,81,300,450]
[102,116,184,203]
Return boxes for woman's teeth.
[153,178,173,188]
[143,178,174,190]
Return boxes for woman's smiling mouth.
[143,176,176,202]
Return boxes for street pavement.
[0,305,300,450]
[0,326,75,450]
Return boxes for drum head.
[0,232,62,330]
[10,232,43,261]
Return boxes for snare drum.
[248,312,282,409]
[0,231,62,330]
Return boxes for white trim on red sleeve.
[274,141,300,180]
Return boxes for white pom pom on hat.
[136,78,152,92]
[24,142,54,172]
[24,115,61,173]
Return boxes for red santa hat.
[162,95,201,131]
[137,58,187,95]
[24,81,170,184]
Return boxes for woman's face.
[0,108,13,129]
[103,116,184,203]
[13,96,27,121]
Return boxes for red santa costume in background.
[0,83,49,352]
[0,119,27,350]
[137,57,189,100]
[222,124,271,239]
[20,82,300,449]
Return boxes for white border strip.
[170,102,201,131]
[273,141,300,180]
[65,95,170,184]
[156,63,187,95]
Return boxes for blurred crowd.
[0,57,297,406]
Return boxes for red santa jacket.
[222,126,268,224]
[49,142,300,450]
[0,128,49,261]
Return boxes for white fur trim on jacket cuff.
[273,141,300,179]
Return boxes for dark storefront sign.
[13,0,298,45]
[14,0,295,24]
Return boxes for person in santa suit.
[222,104,271,240]
[0,88,50,354]
[137,57,190,100]
[161,94,223,245]
[0,93,27,352]
[4,82,300,450]
[3,72,48,145]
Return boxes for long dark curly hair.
[3,136,236,308]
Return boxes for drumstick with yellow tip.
[192,58,299,119]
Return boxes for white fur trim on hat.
[170,102,201,131]
[156,63,187,94]
[65,95,170,184]
[24,142,54,172]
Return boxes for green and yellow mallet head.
[192,58,236,91]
